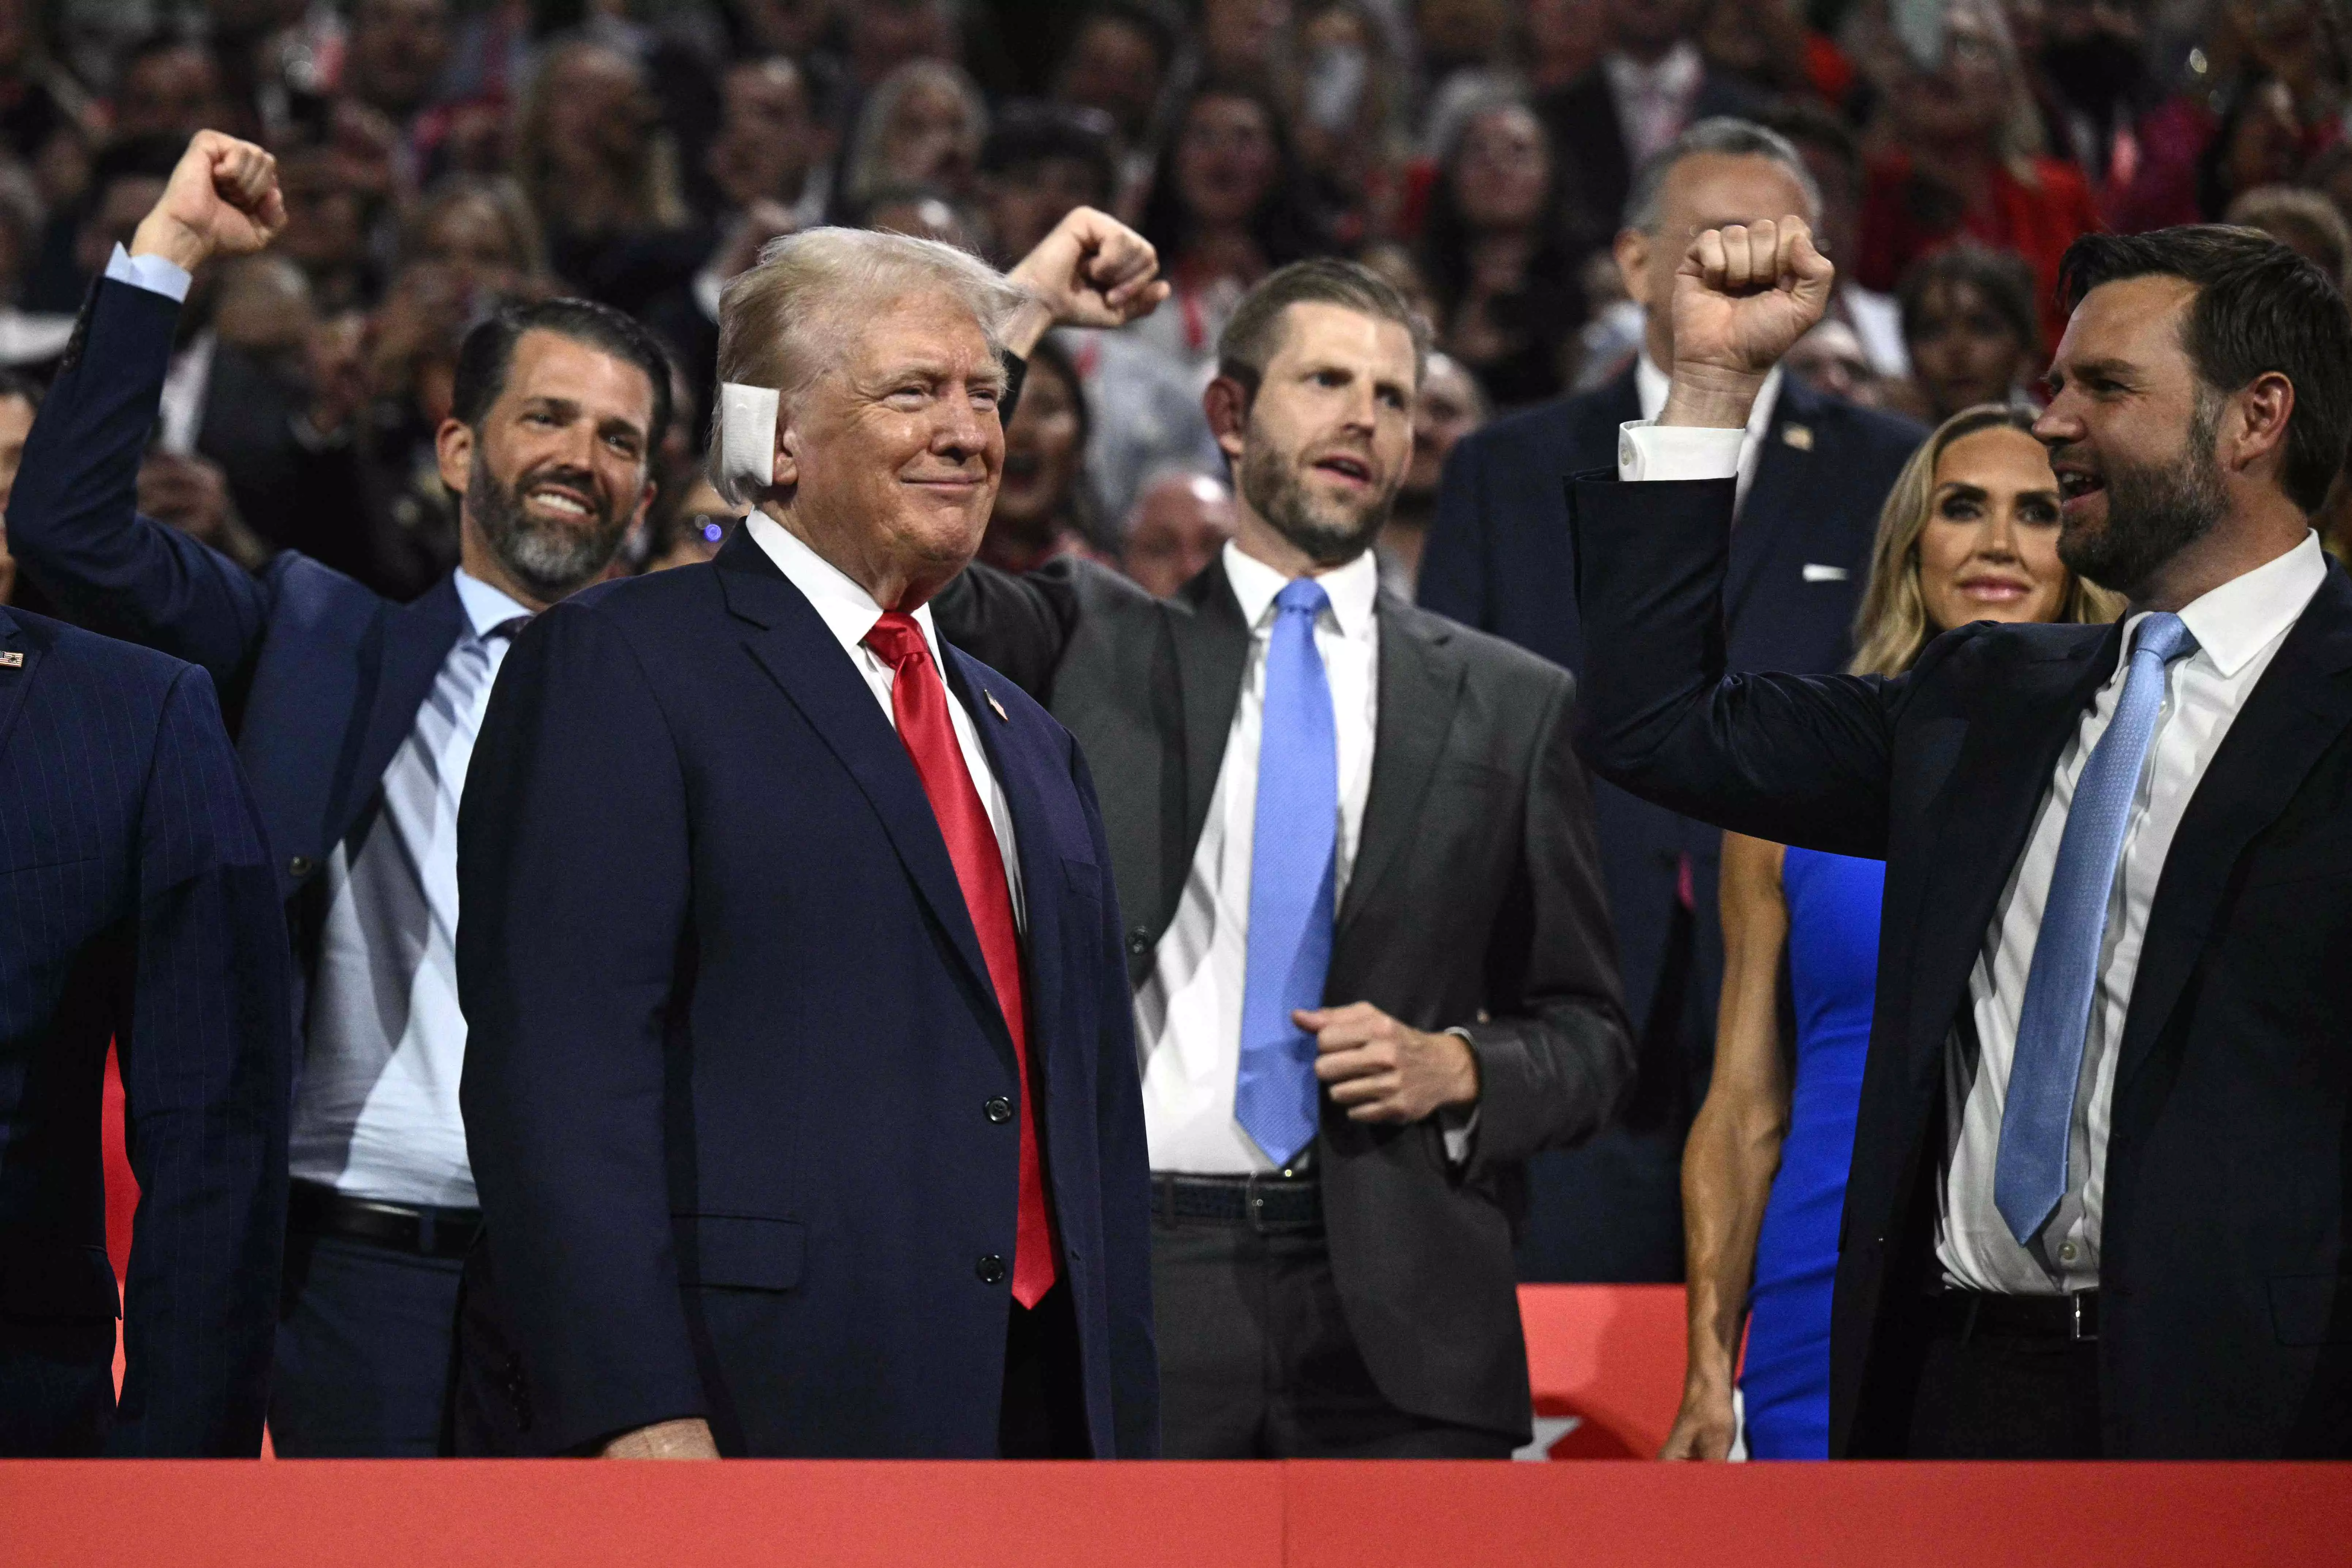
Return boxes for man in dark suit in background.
[1577,212,2352,1457]
[0,148,292,1454]
[5,129,677,1457]
[455,222,1166,1459]
[1419,118,1923,1283]
[1536,0,1767,257]
[936,259,1633,1457]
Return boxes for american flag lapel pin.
[1782,423,1815,451]
[0,651,21,668]
[986,690,1008,722]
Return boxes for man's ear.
[2229,371,2295,479]
[1612,227,1652,310]
[435,417,474,497]
[1204,375,1250,465]
[772,409,801,490]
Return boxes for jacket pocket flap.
[0,1243,120,1320]
[672,1215,806,1292]
[2268,1272,2352,1345]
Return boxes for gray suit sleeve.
[1452,669,1635,1172]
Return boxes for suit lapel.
[349,574,466,829]
[2116,567,2352,1092]
[716,534,1002,1024]
[1901,624,2119,1087]
[1170,559,1251,878]
[1723,378,1820,624]
[0,609,34,760]
[942,646,1059,1065]
[1336,595,1465,941]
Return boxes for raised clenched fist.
[129,130,287,274]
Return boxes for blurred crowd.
[0,0,2346,617]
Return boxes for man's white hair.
[707,225,1029,506]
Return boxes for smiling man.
[1570,216,2352,1458]
[3,131,673,1458]
[452,220,1167,1459]
[934,259,1633,1458]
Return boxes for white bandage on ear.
[715,381,783,505]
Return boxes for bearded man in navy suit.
[454,223,1170,1458]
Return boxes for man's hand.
[1003,206,1169,358]
[1302,1003,1480,1124]
[130,130,285,274]
[601,1417,720,1459]
[1658,1379,1739,1461]
[1660,216,1834,430]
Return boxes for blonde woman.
[1660,405,2123,1461]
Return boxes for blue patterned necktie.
[1995,611,2199,1246]
[1235,578,1338,1169]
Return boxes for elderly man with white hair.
[452,216,1170,1459]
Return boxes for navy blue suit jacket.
[0,605,290,1455]
[7,277,468,981]
[1419,369,1923,1278]
[453,529,1157,1458]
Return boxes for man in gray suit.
[936,259,1633,1457]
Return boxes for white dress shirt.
[292,569,534,1207]
[1940,533,2326,1292]
[744,513,1025,926]
[1634,352,1782,512]
[1619,416,2331,1294]
[1604,41,1706,167]
[1137,543,1382,1173]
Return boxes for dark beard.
[2056,397,2224,600]
[1237,437,1390,569]
[467,449,631,602]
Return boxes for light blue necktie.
[1236,578,1338,1169]
[1994,611,2199,1246]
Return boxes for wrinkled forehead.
[831,290,1008,387]
[2053,273,2199,376]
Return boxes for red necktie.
[863,613,1058,1307]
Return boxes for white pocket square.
[1802,563,1850,583]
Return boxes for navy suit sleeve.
[1068,739,1159,1458]
[7,280,271,694]
[1567,474,1905,858]
[107,665,290,1457]
[457,599,705,1455]
[1458,669,1635,1170]
[1414,429,1489,626]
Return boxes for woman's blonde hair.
[1848,403,2125,677]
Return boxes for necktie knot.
[1273,578,1330,622]
[863,611,931,672]
[2132,611,2197,668]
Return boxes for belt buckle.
[1244,1168,1301,1234]
[2071,1293,2097,1343]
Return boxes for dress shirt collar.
[743,510,949,667]
[2134,528,2328,680]
[453,567,536,645]
[1221,539,1380,641]
[1606,39,1702,98]
[1636,351,1782,439]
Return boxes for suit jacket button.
[288,855,314,878]
[977,1254,1007,1285]
[1125,927,1150,957]
[984,1096,1014,1124]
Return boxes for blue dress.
[1737,846,1884,1459]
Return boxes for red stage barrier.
[4,1459,2347,1567]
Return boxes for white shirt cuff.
[105,243,192,303]
[1616,419,1743,482]
[1440,1027,1481,1166]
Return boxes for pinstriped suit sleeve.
[107,664,290,1456]
[7,280,272,693]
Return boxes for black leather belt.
[1153,1171,1321,1231]
[1934,1288,2100,1342]
[288,1179,481,1259]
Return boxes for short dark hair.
[2059,225,2352,513]
[1217,257,1431,398]
[1899,241,2041,356]
[981,100,1118,205]
[451,297,675,446]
